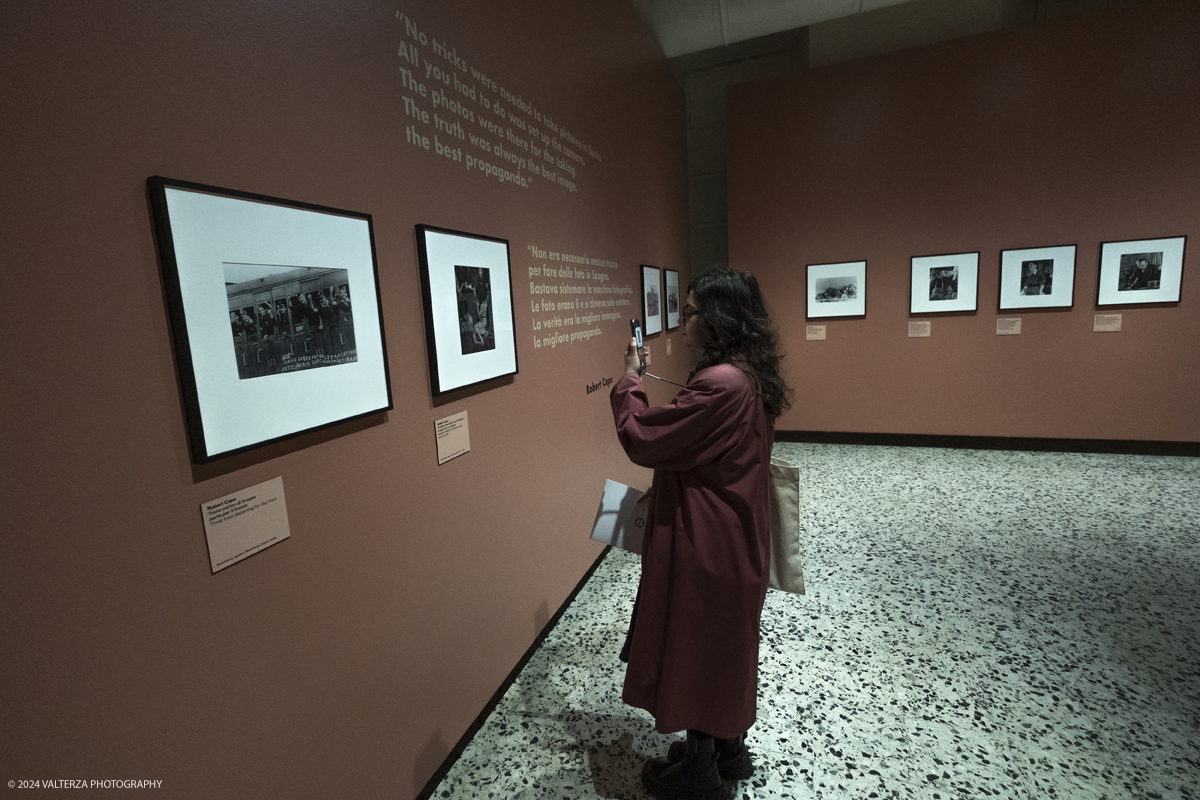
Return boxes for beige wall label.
[1094,314,1122,333]
[806,325,827,340]
[908,321,931,338]
[201,476,290,574]
[435,410,470,465]
[996,318,1022,335]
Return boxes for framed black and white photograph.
[909,252,979,314]
[807,260,866,319]
[663,269,681,330]
[415,225,518,396]
[641,265,662,335]
[1097,236,1186,306]
[999,244,1077,309]
[147,176,392,464]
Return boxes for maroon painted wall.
[0,2,688,797]
[729,2,1199,442]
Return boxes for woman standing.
[610,267,792,800]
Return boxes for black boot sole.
[665,740,755,781]
[641,756,733,800]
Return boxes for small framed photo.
[807,261,866,318]
[641,265,662,335]
[999,244,1076,309]
[1097,236,1186,306]
[147,176,393,464]
[663,269,681,330]
[910,252,979,314]
[415,225,518,396]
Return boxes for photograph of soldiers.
[224,264,358,379]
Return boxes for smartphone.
[629,319,646,372]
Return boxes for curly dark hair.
[689,266,793,418]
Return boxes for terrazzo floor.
[429,443,1199,800]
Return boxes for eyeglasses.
[681,306,700,323]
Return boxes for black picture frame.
[1096,235,1187,306]
[663,269,681,330]
[415,224,518,397]
[147,176,393,464]
[909,252,979,314]
[998,244,1077,310]
[641,265,663,335]
[806,260,867,319]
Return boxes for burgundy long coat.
[610,363,774,738]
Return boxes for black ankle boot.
[666,733,755,781]
[642,730,731,800]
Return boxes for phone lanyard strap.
[643,372,685,388]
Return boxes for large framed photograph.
[999,244,1076,309]
[663,269,681,330]
[148,176,392,464]
[415,225,517,396]
[641,265,662,335]
[807,260,866,319]
[1097,236,1186,306]
[910,252,979,314]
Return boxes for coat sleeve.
[610,366,753,471]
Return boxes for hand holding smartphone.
[629,318,645,373]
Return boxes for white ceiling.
[628,0,923,58]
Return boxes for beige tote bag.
[767,456,805,594]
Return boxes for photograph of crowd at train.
[224,263,357,380]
